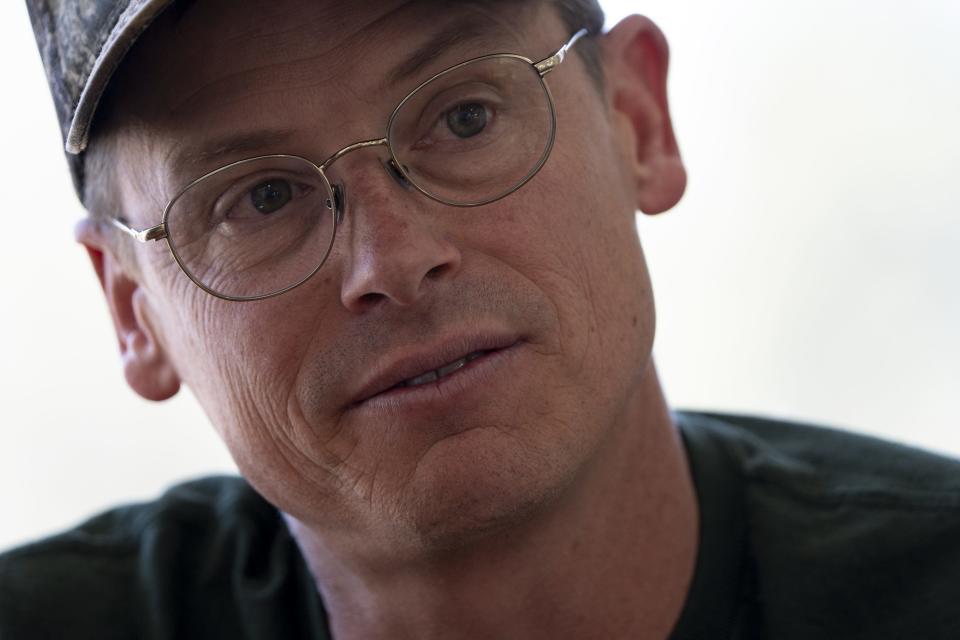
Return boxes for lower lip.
[353,342,524,415]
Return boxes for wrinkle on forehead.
[116,0,541,125]
[107,0,551,196]
[148,1,415,119]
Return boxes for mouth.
[350,335,521,409]
[392,350,489,389]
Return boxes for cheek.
[481,98,655,395]
[152,278,316,441]
[165,292,356,515]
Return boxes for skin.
[77,0,694,637]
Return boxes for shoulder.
[0,476,287,639]
[678,411,960,639]
[677,410,960,506]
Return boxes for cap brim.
[65,0,175,154]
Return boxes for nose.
[337,160,462,312]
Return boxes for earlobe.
[602,15,687,215]
[75,219,181,402]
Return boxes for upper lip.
[350,331,521,406]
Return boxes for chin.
[386,425,577,552]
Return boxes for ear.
[75,219,181,401]
[601,15,686,214]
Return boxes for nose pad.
[331,183,346,225]
[384,158,413,190]
[328,157,410,225]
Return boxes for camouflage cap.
[26,0,177,197]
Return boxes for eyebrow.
[385,16,505,86]
[173,127,302,174]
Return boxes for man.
[2,0,958,638]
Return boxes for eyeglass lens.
[388,55,554,205]
[166,54,555,300]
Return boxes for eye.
[445,102,488,138]
[250,179,293,214]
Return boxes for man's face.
[110,0,659,551]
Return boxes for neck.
[287,363,698,640]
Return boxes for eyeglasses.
[112,28,589,301]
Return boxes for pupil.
[251,180,292,214]
[446,103,487,138]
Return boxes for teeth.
[400,350,487,388]
[403,370,439,387]
[437,357,468,378]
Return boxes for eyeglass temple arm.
[535,28,590,77]
[110,217,168,242]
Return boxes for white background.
[1,0,958,549]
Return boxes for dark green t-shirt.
[2,411,959,639]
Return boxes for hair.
[81,0,606,225]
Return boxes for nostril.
[426,264,447,279]
[358,291,387,307]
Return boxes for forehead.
[103,0,556,184]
